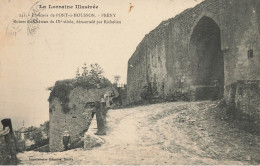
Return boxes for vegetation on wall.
[48,63,112,113]
[40,121,49,138]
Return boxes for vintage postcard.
[0,0,259,165]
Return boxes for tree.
[26,126,43,145]
[73,63,110,88]
[76,67,81,79]
[40,121,49,138]
[32,129,43,145]
[82,63,88,78]
[89,63,104,83]
[113,75,121,85]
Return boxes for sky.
[0,0,202,129]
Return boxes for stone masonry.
[127,0,260,118]
[49,86,118,152]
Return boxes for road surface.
[18,101,260,165]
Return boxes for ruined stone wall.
[222,0,260,115]
[127,43,147,103]
[235,80,260,119]
[128,0,222,103]
[49,87,117,152]
[146,38,168,98]
[225,80,260,120]
[127,0,260,117]
[221,0,260,84]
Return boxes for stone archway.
[189,16,224,100]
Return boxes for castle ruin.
[49,80,118,152]
[127,0,260,118]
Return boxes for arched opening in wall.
[190,16,224,100]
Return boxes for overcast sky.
[0,0,202,129]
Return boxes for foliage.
[32,129,43,145]
[89,63,104,79]
[113,75,121,85]
[74,63,106,87]
[40,121,49,138]
[19,121,50,151]
[48,79,74,113]
[81,63,88,78]
[76,67,81,78]
[48,63,112,113]
[26,126,43,145]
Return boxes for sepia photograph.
[0,0,259,165]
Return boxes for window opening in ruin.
[85,102,95,109]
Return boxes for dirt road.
[18,101,260,165]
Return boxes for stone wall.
[235,81,260,119]
[127,43,148,103]
[225,80,260,120]
[127,0,260,117]
[49,86,117,152]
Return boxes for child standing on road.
[63,131,71,151]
